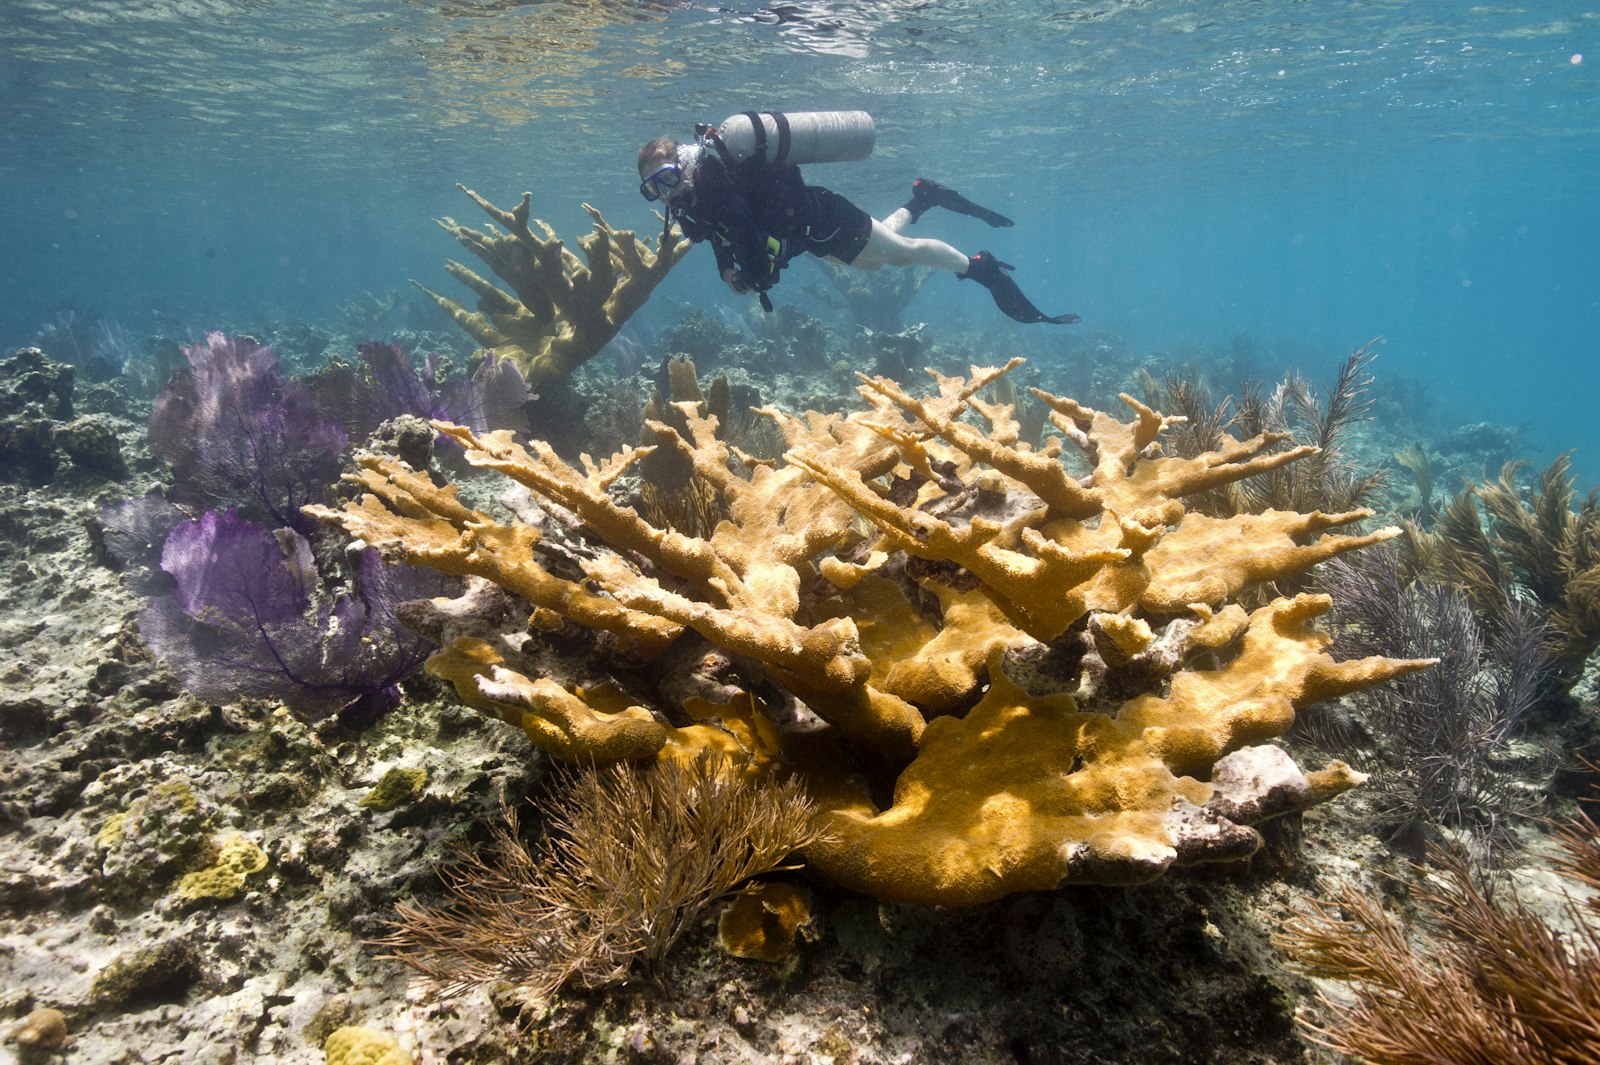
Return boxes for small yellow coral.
[324,1025,413,1065]
[175,834,268,901]
[719,882,813,962]
[11,1006,68,1050]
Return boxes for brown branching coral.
[1276,823,1600,1065]
[382,755,824,1000]
[308,358,1431,906]
[1138,344,1388,522]
[1318,544,1553,858]
[416,184,689,387]
[1409,453,1600,676]
[1234,341,1389,516]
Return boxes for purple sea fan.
[149,332,346,535]
[140,509,449,722]
[311,341,532,452]
[95,490,186,595]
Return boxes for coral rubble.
[416,185,689,387]
[309,359,1432,907]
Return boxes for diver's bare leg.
[852,218,968,272]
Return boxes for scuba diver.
[638,112,1079,325]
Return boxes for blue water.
[3,1,1597,476]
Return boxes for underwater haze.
[2,0,1597,476]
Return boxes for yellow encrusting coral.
[359,767,429,811]
[416,185,689,386]
[310,361,1432,905]
[719,882,814,962]
[176,834,268,901]
[323,1026,413,1065]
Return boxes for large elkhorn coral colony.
[308,354,1433,908]
[413,186,690,387]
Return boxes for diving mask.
[639,163,683,202]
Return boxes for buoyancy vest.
[672,146,810,276]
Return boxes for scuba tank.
[691,111,875,314]
[708,110,875,167]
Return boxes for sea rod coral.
[308,357,1433,907]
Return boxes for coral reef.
[661,308,747,366]
[1,348,127,487]
[807,259,931,333]
[416,185,689,387]
[311,358,1431,910]
[0,307,1582,1062]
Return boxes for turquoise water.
[3,1,1596,473]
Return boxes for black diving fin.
[908,178,1015,228]
[960,252,1081,325]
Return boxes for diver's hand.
[722,268,751,295]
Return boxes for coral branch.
[416,186,689,386]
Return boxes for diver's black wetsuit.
[667,151,872,293]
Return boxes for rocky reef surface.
[0,339,1590,1065]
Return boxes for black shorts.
[803,186,873,264]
